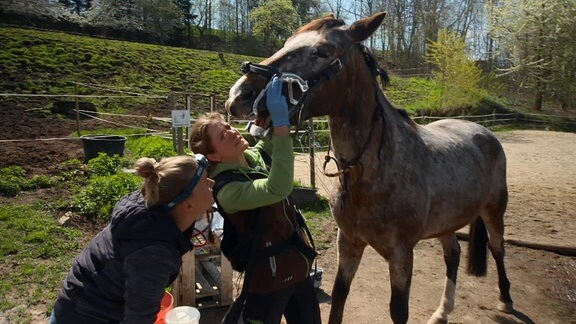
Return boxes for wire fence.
[2,88,576,190]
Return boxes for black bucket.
[81,135,127,162]
[291,187,318,208]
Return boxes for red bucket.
[155,291,174,324]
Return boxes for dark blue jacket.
[54,191,194,323]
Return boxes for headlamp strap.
[163,154,208,210]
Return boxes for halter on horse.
[225,12,513,324]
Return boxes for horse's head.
[225,12,387,127]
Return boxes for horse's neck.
[328,85,399,162]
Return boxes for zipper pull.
[266,241,277,277]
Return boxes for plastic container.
[309,266,324,289]
[165,306,201,324]
[155,291,174,324]
[80,135,126,162]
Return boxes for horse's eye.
[312,51,329,59]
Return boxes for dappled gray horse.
[225,12,513,324]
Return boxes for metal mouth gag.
[240,59,342,131]
[250,72,310,117]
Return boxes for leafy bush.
[87,153,122,176]
[129,136,176,160]
[0,166,26,197]
[0,180,21,198]
[425,29,488,111]
[72,173,141,219]
[23,175,55,190]
[57,159,85,183]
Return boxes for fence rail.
[2,88,576,144]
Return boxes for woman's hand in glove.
[266,76,290,127]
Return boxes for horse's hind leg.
[328,229,366,324]
[482,193,514,313]
[427,234,460,324]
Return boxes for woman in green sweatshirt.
[188,77,320,324]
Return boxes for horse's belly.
[422,201,483,238]
[331,192,427,246]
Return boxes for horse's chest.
[331,190,389,239]
[331,183,428,243]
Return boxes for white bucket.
[165,306,201,324]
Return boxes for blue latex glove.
[266,76,290,127]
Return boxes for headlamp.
[163,154,209,210]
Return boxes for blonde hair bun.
[134,157,158,178]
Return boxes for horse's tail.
[467,217,488,277]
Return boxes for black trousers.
[242,278,321,324]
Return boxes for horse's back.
[421,119,505,165]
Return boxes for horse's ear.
[348,12,387,43]
[324,13,336,19]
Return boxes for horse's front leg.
[428,234,461,324]
[387,245,414,324]
[328,229,366,324]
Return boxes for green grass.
[0,27,262,111]
[300,195,335,251]
[0,203,87,321]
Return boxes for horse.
[224,12,513,324]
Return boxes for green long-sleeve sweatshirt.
[208,135,294,214]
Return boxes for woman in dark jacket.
[188,77,321,324]
[51,154,214,324]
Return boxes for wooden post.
[210,94,215,113]
[308,118,316,189]
[185,94,191,143]
[173,251,196,306]
[169,93,184,154]
[176,128,184,155]
[220,252,234,305]
[75,83,81,136]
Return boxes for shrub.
[0,179,21,198]
[72,173,141,219]
[23,175,55,190]
[57,159,85,183]
[129,136,176,160]
[87,153,122,177]
[0,166,26,197]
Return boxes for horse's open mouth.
[254,111,271,129]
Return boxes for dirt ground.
[1,102,575,323]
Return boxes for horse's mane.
[295,14,345,34]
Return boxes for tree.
[0,0,63,18]
[425,29,486,110]
[174,0,196,47]
[58,0,92,15]
[491,0,576,111]
[86,0,142,30]
[249,0,298,54]
[137,0,183,42]
[292,0,322,24]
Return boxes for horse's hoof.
[497,301,514,313]
[426,316,448,324]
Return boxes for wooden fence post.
[308,118,316,189]
[210,94,215,113]
[185,94,191,142]
[492,109,496,128]
[75,83,81,136]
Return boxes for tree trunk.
[533,91,543,111]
